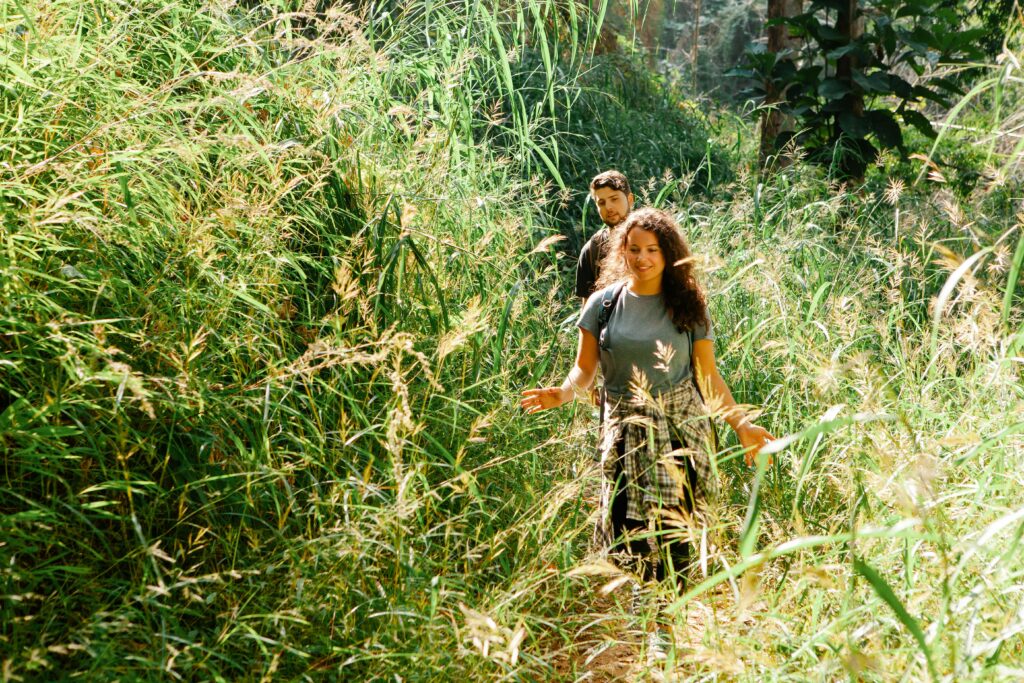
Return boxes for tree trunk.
[758,0,802,172]
[692,0,703,92]
[634,0,665,68]
[835,0,866,179]
[835,0,864,117]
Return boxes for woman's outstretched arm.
[521,328,599,413]
[692,339,774,465]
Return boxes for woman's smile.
[625,228,665,292]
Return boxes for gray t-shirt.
[578,284,714,399]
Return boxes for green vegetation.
[2,0,1022,681]
[519,49,733,250]
[733,0,988,178]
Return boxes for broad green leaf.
[818,78,851,100]
[826,43,862,60]
[852,70,890,93]
[867,109,903,148]
[900,109,936,138]
[838,111,870,138]
[815,25,846,42]
[890,74,914,99]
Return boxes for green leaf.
[867,109,903,148]
[0,54,36,88]
[896,27,930,54]
[895,4,928,19]
[881,23,897,54]
[930,77,964,96]
[909,26,937,48]
[773,60,798,81]
[818,78,851,100]
[852,70,891,93]
[525,138,565,191]
[725,67,759,80]
[913,85,952,108]
[403,235,450,332]
[808,0,848,11]
[816,25,846,42]
[667,519,922,614]
[739,450,771,559]
[826,43,862,60]
[890,74,914,99]
[491,280,520,372]
[901,109,936,138]
[838,111,870,138]
[854,559,938,680]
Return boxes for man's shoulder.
[581,227,610,250]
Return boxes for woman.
[521,207,774,587]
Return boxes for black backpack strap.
[596,282,625,350]
[593,283,624,448]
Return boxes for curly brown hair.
[595,207,708,333]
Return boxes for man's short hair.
[589,170,631,197]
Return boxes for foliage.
[946,0,1020,60]
[0,0,599,679]
[696,0,767,97]
[514,47,734,250]
[731,0,986,178]
[2,0,1023,680]
[920,33,1024,189]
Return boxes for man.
[575,170,635,301]
[573,170,634,441]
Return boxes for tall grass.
[650,159,1024,679]
[2,0,1022,681]
[0,0,605,679]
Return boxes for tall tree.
[758,0,803,169]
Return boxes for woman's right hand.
[520,387,570,414]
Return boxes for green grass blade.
[403,234,450,332]
[1001,230,1024,333]
[491,280,521,373]
[854,558,938,681]
[525,138,565,190]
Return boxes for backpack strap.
[596,282,625,350]
[593,282,624,446]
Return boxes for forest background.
[2,0,1023,680]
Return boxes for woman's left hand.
[736,423,775,467]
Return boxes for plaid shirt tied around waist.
[598,379,717,528]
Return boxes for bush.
[0,1,593,679]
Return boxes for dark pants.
[609,437,699,588]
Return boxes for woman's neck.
[628,277,662,296]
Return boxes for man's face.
[592,187,633,228]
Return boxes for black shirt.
[575,228,610,300]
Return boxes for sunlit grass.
[1,0,1022,681]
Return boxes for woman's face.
[624,228,665,287]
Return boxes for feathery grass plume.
[0,0,614,679]
[3,0,1023,679]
